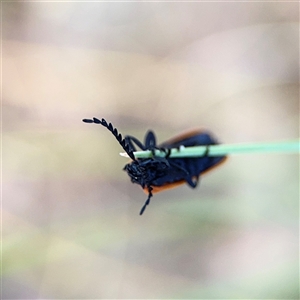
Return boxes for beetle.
[82,117,227,215]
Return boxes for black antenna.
[82,117,135,161]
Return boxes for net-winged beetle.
[82,117,227,215]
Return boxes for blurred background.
[3,1,299,299]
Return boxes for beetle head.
[124,157,170,188]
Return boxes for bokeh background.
[3,1,299,299]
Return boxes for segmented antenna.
[82,117,135,161]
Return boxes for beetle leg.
[125,135,146,151]
[139,186,153,215]
[164,148,171,158]
[150,146,170,158]
[125,137,137,152]
[145,131,156,148]
[184,146,208,188]
[169,161,189,175]
[150,148,156,157]
[183,174,200,188]
[185,176,198,188]
[154,147,170,158]
[168,161,199,188]
[203,145,210,156]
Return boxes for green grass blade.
[120,139,300,159]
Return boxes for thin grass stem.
[119,139,300,159]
